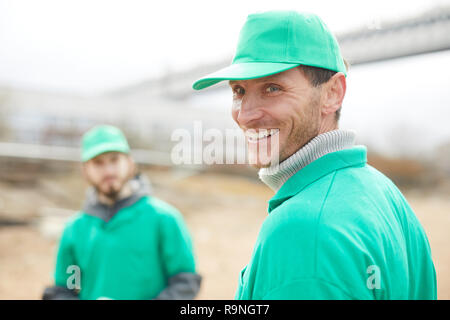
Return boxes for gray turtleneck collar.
[259,129,356,192]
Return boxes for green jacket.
[235,146,437,300]
[53,176,198,300]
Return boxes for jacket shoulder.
[140,196,184,220]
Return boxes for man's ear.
[321,72,346,116]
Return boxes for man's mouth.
[244,129,279,143]
[102,177,118,184]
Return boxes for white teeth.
[269,129,279,136]
[245,129,279,142]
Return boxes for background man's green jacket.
[46,174,199,300]
[235,146,437,300]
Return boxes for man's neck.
[259,129,356,192]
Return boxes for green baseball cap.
[81,125,130,162]
[192,11,346,90]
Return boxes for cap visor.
[192,62,300,90]
[82,143,130,162]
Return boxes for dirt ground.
[0,165,448,300]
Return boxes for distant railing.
[0,142,173,166]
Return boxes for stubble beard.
[279,93,321,164]
[92,173,132,203]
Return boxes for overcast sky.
[0,0,447,94]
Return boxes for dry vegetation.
[0,157,448,299]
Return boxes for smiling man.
[43,125,201,300]
[193,11,436,299]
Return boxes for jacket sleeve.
[44,223,80,300]
[157,207,200,299]
[42,285,79,300]
[154,272,202,300]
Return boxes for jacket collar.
[268,146,367,213]
[259,129,356,192]
[82,173,152,222]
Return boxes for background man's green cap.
[193,11,346,90]
[81,125,130,162]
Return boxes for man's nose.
[103,162,117,176]
[235,97,264,129]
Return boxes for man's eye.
[233,87,245,95]
[265,85,280,93]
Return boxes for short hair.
[299,59,349,121]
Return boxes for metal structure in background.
[1,5,449,165]
[0,142,171,166]
[129,5,450,98]
[339,6,450,65]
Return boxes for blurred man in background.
[43,125,201,300]
[193,11,436,299]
